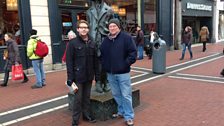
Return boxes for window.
[0,0,20,46]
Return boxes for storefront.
[0,0,32,72]
[48,0,159,63]
[181,0,213,43]
[217,0,224,41]
[0,0,173,72]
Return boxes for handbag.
[12,64,24,80]
[3,49,8,59]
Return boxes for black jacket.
[66,35,99,84]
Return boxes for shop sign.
[186,2,212,11]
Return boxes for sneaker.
[112,113,123,119]
[31,85,42,89]
[126,119,134,126]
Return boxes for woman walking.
[179,26,193,60]
[1,33,28,87]
[199,26,209,52]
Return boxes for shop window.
[0,0,20,46]
[106,0,156,35]
[58,0,156,36]
[144,0,156,35]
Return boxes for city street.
[0,42,224,126]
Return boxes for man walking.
[66,20,98,126]
[100,18,137,126]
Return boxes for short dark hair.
[30,29,37,35]
[76,20,89,28]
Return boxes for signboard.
[187,2,212,11]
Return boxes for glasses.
[78,27,88,29]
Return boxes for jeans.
[107,73,134,121]
[181,43,193,59]
[32,59,45,87]
[137,46,143,60]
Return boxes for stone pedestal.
[68,87,140,121]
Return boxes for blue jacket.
[100,31,137,74]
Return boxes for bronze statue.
[87,0,114,93]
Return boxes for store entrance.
[51,7,87,64]
[182,16,212,44]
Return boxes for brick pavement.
[1,42,224,126]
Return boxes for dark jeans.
[3,69,28,85]
[72,81,92,123]
[202,42,207,52]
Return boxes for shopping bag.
[12,64,24,80]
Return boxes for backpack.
[34,39,49,57]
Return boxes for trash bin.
[152,38,166,74]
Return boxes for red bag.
[34,40,49,58]
[12,64,24,80]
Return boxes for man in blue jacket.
[100,18,137,126]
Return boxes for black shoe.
[72,120,78,126]
[1,83,7,87]
[31,85,42,89]
[21,78,29,83]
[83,115,96,123]
[179,58,184,60]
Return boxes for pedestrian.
[66,20,98,126]
[27,29,46,89]
[146,30,157,60]
[100,18,137,126]
[179,26,193,60]
[135,26,144,60]
[62,30,76,63]
[199,26,209,52]
[1,33,29,87]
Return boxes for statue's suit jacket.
[86,3,114,42]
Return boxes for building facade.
[216,0,224,42]
[181,0,214,43]
[0,0,173,72]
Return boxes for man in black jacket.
[66,20,98,126]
